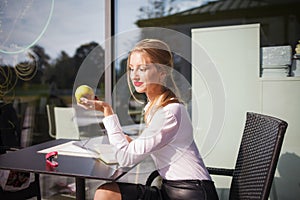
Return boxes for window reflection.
[2,0,297,146]
[0,0,105,145]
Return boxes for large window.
[0,0,215,145]
[0,0,105,145]
[2,0,298,146]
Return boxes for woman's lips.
[133,82,143,87]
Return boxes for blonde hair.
[127,39,181,124]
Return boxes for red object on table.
[46,151,58,167]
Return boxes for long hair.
[127,39,181,124]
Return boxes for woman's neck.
[146,90,163,102]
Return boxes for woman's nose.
[130,69,139,79]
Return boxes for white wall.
[192,24,300,199]
[261,78,300,199]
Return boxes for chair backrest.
[230,112,288,200]
[46,104,56,138]
[54,107,80,139]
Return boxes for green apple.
[75,85,95,103]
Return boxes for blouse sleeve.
[103,108,179,167]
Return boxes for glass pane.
[114,0,144,126]
[0,0,105,145]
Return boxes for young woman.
[79,39,219,200]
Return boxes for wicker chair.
[146,112,288,200]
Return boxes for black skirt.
[117,179,219,200]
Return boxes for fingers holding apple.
[75,85,95,103]
[75,85,97,110]
[75,85,113,116]
[78,97,114,116]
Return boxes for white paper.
[38,140,118,164]
[38,141,98,158]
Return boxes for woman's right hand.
[78,97,114,117]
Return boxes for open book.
[73,136,118,164]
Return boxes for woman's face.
[129,52,163,97]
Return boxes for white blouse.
[102,103,212,181]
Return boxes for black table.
[0,139,130,199]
